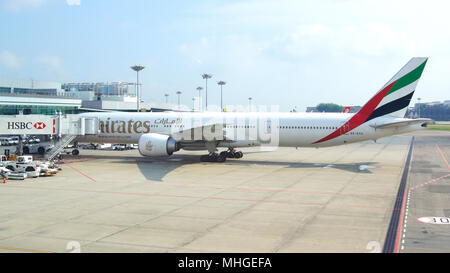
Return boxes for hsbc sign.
[33,122,46,130]
[1,117,55,135]
[8,122,46,130]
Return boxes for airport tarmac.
[397,130,450,253]
[0,130,448,253]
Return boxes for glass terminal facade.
[0,105,80,115]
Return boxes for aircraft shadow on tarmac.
[83,153,380,182]
[225,160,379,174]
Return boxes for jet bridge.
[0,113,99,159]
[0,114,99,136]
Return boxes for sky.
[0,0,449,112]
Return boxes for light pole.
[164,93,169,104]
[202,74,212,111]
[196,86,203,111]
[176,91,182,110]
[248,97,252,111]
[217,81,226,112]
[417,97,421,118]
[131,65,145,112]
[192,97,195,112]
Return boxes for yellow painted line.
[0,245,53,253]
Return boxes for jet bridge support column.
[57,111,62,139]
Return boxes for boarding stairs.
[45,134,77,161]
[44,114,100,161]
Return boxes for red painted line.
[4,185,398,211]
[64,162,97,183]
[0,245,52,253]
[63,158,99,164]
[408,173,450,191]
[395,171,450,252]
[394,188,409,253]
[436,144,450,170]
[147,183,399,200]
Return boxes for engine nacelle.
[138,133,178,157]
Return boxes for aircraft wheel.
[201,153,226,163]
[209,153,218,162]
[235,151,243,159]
[217,154,227,163]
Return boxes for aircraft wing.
[370,118,433,129]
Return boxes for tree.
[316,103,345,113]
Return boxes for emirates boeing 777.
[79,57,431,162]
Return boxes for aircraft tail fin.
[313,58,428,144]
[363,57,428,121]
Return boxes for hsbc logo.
[7,121,47,130]
[34,122,46,130]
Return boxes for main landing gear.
[220,148,243,159]
[200,153,227,163]
[200,148,244,163]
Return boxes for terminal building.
[0,78,185,115]
[62,82,136,100]
[0,78,81,115]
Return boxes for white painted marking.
[417,217,450,225]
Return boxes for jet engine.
[138,133,179,157]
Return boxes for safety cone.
[3,178,6,184]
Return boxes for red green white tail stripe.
[314,57,428,144]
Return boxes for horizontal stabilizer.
[370,118,433,129]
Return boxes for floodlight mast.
[196,86,203,111]
[131,65,145,112]
[417,97,422,118]
[217,81,226,112]
[176,91,182,110]
[202,74,212,111]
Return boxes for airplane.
[79,57,431,163]
[342,107,351,113]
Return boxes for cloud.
[35,55,62,70]
[0,51,21,69]
[66,0,80,6]
[281,23,416,58]
[2,0,47,11]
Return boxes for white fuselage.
[78,111,423,150]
